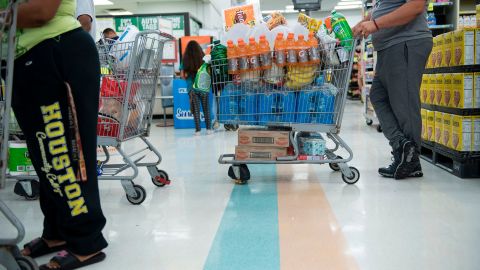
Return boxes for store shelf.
[432,2,454,7]
[459,10,476,15]
[421,141,480,178]
[428,24,454,30]
[421,103,480,116]
[424,65,480,74]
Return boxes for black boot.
[378,141,423,179]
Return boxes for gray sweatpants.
[370,38,432,151]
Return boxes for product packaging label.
[454,29,475,66]
[249,55,260,70]
[427,110,435,142]
[475,73,480,108]
[276,50,286,66]
[435,74,444,105]
[228,58,239,73]
[473,116,480,151]
[298,48,309,64]
[287,49,298,65]
[442,113,452,148]
[435,111,443,144]
[428,74,436,104]
[444,32,453,67]
[443,73,453,107]
[421,109,427,140]
[238,56,249,71]
[437,34,445,67]
[452,115,472,151]
[452,73,473,108]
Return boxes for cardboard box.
[421,109,427,140]
[435,74,444,105]
[476,29,480,65]
[235,145,288,161]
[451,115,472,152]
[444,32,453,67]
[475,73,480,108]
[427,110,435,142]
[421,74,428,104]
[452,73,474,108]
[430,36,438,68]
[428,74,436,105]
[436,34,445,67]
[442,113,452,148]
[453,29,475,66]
[442,73,453,107]
[477,5,480,28]
[434,111,443,144]
[473,116,480,152]
[237,129,290,147]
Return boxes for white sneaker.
[194,131,201,136]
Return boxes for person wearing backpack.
[180,41,212,136]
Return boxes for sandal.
[23,238,67,258]
[40,250,106,270]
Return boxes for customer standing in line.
[0,0,108,269]
[353,0,432,179]
[76,0,96,40]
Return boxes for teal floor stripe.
[204,165,280,270]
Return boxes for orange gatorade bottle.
[308,32,321,65]
[274,33,287,67]
[248,37,261,71]
[286,33,298,67]
[258,35,272,70]
[227,40,239,74]
[237,38,250,73]
[296,34,309,66]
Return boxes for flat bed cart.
[213,39,360,185]
[0,1,39,269]
[96,31,174,205]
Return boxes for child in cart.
[0,0,108,269]
[180,40,213,136]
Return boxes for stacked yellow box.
[435,74,444,105]
[442,73,453,107]
[444,32,453,67]
[473,116,480,152]
[451,73,474,109]
[421,109,427,140]
[476,29,480,65]
[428,74,436,105]
[434,112,443,144]
[442,113,452,148]
[453,29,475,66]
[475,73,480,109]
[451,115,473,152]
[427,110,435,142]
[436,34,445,67]
[421,74,428,104]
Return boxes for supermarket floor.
[1,101,480,270]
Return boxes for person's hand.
[353,21,379,38]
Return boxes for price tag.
[428,3,434,11]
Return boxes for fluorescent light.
[107,10,133,15]
[261,9,298,14]
[285,5,294,10]
[337,1,362,5]
[261,10,282,14]
[334,5,362,10]
[94,0,114,5]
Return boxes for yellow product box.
[430,36,438,68]
[428,74,436,105]
[473,116,480,152]
[435,74,444,105]
[476,29,480,65]
[475,73,480,108]
[452,73,474,108]
[442,113,452,148]
[442,73,453,107]
[421,109,427,140]
[420,74,428,103]
[451,115,473,152]
[434,111,443,144]
[426,110,435,142]
[453,29,475,66]
[436,34,445,67]
[477,5,480,28]
[443,31,453,67]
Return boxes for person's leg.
[200,92,212,130]
[190,91,201,133]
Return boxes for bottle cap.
[287,33,294,39]
[298,34,304,40]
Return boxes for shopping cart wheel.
[228,164,250,185]
[16,256,38,270]
[232,124,239,131]
[377,125,382,133]
[329,156,343,172]
[366,119,373,126]
[152,169,170,187]
[342,167,360,185]
[14,180,39,200]
[126,185,147,205]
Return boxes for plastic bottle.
[227,40,239,75]
[274,33,287,67]
[248,37,261,71]
[258,35,272,70]
[330,10,353,47]
[286,33,298,67]
[237,38,250,73]
[296,34,309,66]
[308,32,321,65]
[427,12,437,26]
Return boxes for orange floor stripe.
[277,165,359,270]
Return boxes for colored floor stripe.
[204,165,280,270]
[277,165,359,270]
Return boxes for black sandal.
[40,250,106,270]
[23,238,67,258]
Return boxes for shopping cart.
[0,1,39,269]
[212,38,360,185]
[96,31,174,205]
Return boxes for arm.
[180,70,186,79]
[353,0,426,38]
[17,0,61,28]
[77,14,92,32]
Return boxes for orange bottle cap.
[287,33,294,38]
[298,34,304,40]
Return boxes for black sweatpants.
[11,28,108,255]
[189,91,211,132]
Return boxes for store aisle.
[1,101,480,270]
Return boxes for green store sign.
[115,15,184,32]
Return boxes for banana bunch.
[285,65,317,89]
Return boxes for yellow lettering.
[52,154,71,171]
[49,137,68,155]
[41,102,62,123]
[57,167,77,184]
[46,121,64,138]
[65,183,82,199]
[68,197,88,216]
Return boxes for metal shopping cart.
[212,39,360,185]
[0,1,39,269]
[96,31,174,205]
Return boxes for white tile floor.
[1,101,480,270]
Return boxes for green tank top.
[1,0,80,57]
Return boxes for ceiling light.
[94,0,114,5]
[261,10,282,14]
[337,1,362,5]
[107,10,133,16]
[285,5,294,10]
